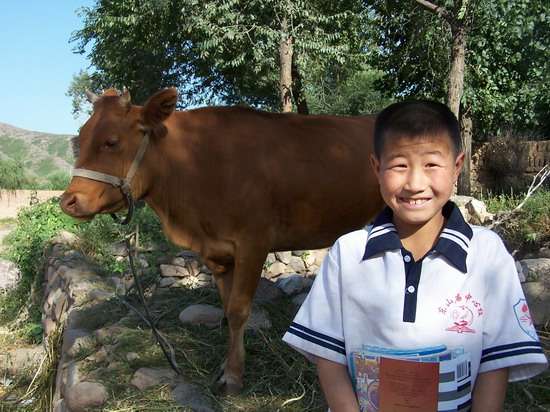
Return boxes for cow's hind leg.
[213,243,267,394]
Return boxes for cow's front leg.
[213,243,267,394]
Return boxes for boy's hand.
[471,368,509,412]
[316,357,361,412]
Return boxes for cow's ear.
[141,88,178,126]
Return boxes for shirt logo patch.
[439,293,482,334]
[513,299,537,341]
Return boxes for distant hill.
[0,122,75,179]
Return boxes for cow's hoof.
[215,368,243,395]
[214,359,243,395]
[222,381,243,396]
[216,374,243,395]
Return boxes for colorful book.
[350,345,471,412]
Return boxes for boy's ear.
[454,152,466,182]
[370,154,381,180]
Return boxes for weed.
[481,189,550,257]
[0,198,81,328]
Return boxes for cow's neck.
[142,174,203,253]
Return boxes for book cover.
[379,357,439,411]
[351,346,471,412]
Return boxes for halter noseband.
[71,129,151,225]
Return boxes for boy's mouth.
[403,198,429,205]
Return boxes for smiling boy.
[283,100,548,411]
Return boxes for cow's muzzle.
[70,129,150,225]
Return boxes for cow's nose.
[59,192,78,213]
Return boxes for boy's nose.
[404,168,427,192]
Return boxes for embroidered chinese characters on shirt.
[439,293,483,334]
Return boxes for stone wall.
[472,140,550,192]
[527,141,550,174]
[41,231,327,411]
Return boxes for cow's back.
[157,106,384,251]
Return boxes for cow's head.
[60,88,178,221]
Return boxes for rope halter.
[71,129,151,225]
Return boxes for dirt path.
[0,190,64,220]
[0,190,64,250]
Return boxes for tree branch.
[488,165,550,230]
[410,0,452,20]
[513,165,550,211]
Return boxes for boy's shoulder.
[470,224,507,246]
[468,224,515,265]
[336,225,373,245]
[331,226,373,255]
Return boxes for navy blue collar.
[362,201,473,273]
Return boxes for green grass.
[42,137,73,162]
[55,287,326,411]
[0,137,28,159]
[481,188,550,257]
[33,158,63,177]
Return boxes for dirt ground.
[0,190,64,220]
[0,190,64,249]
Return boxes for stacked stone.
[158,254,213,289]
[42,232,112,411]
[40,232,329,411]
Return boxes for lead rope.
[71,129,181,374]
[121,224,183,375]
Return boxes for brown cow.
[59,88,384,394]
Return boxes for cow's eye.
[105,139,118,148]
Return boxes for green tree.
[184,0,366,113]
[65,69,95,121]
[307,69,394,116]
[71,0,189,106]
[47,172,72,191]
[0,158,34,190]
[464,0,550,137]
[366,0,549,194]
[69,0,373,114]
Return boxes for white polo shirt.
[283,202,547,387]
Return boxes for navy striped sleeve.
[286,322,346,355]
[481,341,545,364]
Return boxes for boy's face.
[370,132,465,235]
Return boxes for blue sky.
[0,1,94,135]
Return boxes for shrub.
[483,131,528,193]
[47,172,72,190]
[482,188,550,257]
[0,198,168,327]
[0,198,81,326]
[0,158,35,190]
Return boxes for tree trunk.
[447,8,470,195]
[292,59,309,115]
[445,17,467,122]
[279,17,293,113]
[412,0,472,195]
[458,106,473,195]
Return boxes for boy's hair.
[373,100,461,158]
